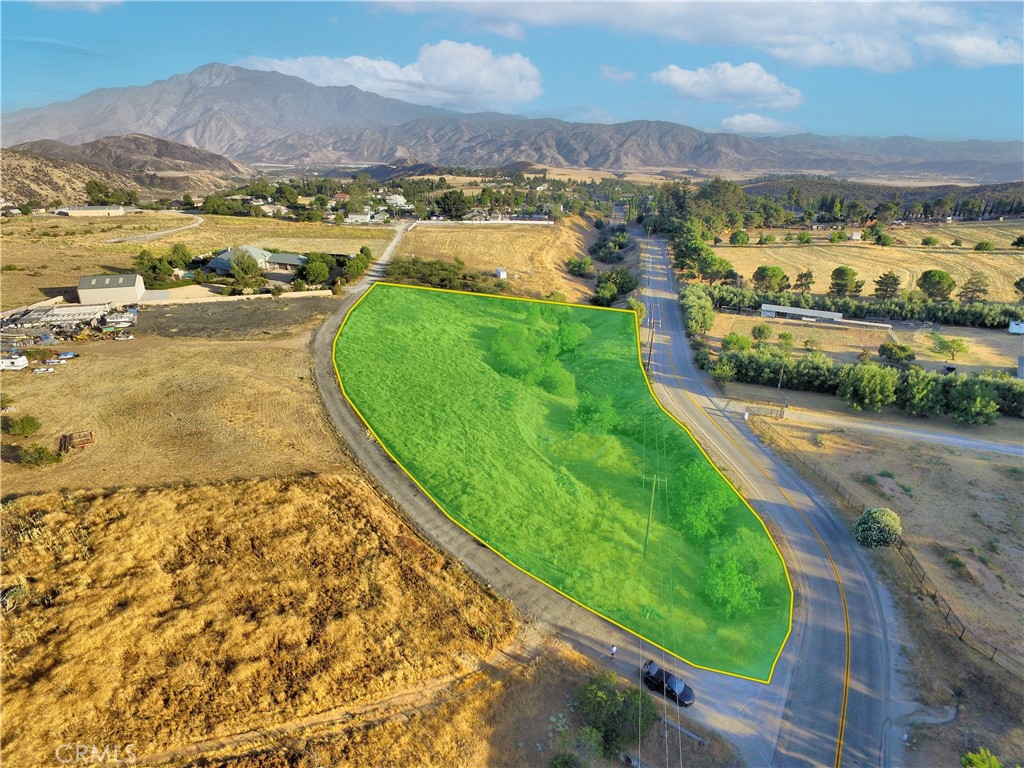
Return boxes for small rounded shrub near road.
[854,507,903,548]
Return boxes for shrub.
[709,360,737,383]
[729,229,749,245]
[751,323,772,342]
[4,415,41,437]
[572,391,619,434]
[797,231,812,244]
[20,443,62,467]
[951,238,962,247]
[566,256,594,277]
[878,342,915,363]
[575,672,658,758]
[721,333,753,352]
[961,747,1005,768]
[974,240,995,252]
[921,235,939,246]
[828,230,847,243]
[853,507,902,548]
[838,363,899,411]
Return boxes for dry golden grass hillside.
[188,638,739,768]
[393,218,599,302]
[0,149,140,207]
[0,473,520,766]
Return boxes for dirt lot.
[0,213,394,309]
[750,415,1024,764]
[715,221,1023,304]
[393,218,602,302]
[709,312,1022,373]
[0,298,345,495]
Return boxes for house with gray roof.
[207,245,307,275]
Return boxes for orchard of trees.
[677,284,1023,424]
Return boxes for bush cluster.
[591,268,638,306]
[386,256,507,294]
[588,224,632,263]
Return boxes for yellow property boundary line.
[331,281,794,685]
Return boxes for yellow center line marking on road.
[647,250,851,768]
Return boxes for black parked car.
[641,659,695,707]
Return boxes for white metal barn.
[77,274,145,305]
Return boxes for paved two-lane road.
[637,231,901,767]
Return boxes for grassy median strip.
[335,283,792,681]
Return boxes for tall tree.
[752,265,791,292]
[794,270,815,293]
[829,266,864,297]
[873,270,902,300]
[434,189,471,219]
[956,271,990,302]
[917,269,956,300]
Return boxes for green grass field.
[334,284,792,681]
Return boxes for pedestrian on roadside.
[610,645,617,658]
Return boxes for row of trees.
[694,283,1024,328]
[385,256,507,294]
[711,346,1021,423]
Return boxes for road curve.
[103,211,205,243]
[311,222,902,766]
[638,231,901,767]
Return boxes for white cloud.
[479,20,525,40]
[600,65,635,82]
[651,62,803,110]
[916,34,1023,67]
[31,0,122,10]
[721,113,800,136]
[420,2,1022,73]
[239,41,541,112]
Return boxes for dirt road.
[103,211,204,242]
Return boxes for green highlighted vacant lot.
[334,283,792,681]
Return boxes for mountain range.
[3,63,1022,183]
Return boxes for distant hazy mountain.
[1,63,456,157]
[3,63,1021,183]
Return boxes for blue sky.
[2,1,1022,141]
